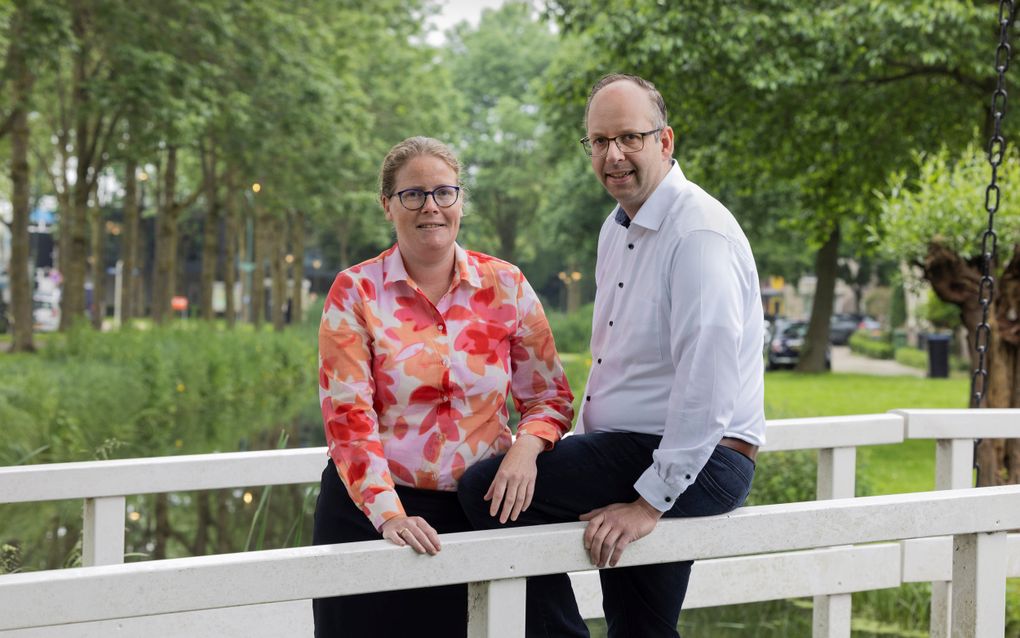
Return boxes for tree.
[543,1,1002,371]
[446,2,558,264]
[0,0,61,351]
[879,144,1020,485]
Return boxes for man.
[458,73,766,637]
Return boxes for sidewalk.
[830,346,925,377]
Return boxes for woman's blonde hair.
[379,136,461,198]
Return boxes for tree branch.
[849,63,986,93]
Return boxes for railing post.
[468,578,526,638]
[82,496,126,566]
[951,531,1006,637]
[929,438,974,637]
[813,446,855,638]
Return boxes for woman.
[313,136,574,637]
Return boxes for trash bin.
[927,333,951,378]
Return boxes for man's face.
[585,81,674,218]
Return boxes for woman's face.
[382,154,462,264]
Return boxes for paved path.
[830,346,925,377]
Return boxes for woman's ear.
[381,194,393,222]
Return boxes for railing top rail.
[761,413,903,451]
[0,447,327,504]
[894,408,1020,439]
[2,410,1019,504]
[1,485,1018,631]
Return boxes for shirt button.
[664,496,672,503]
[597,358,602,364]
[585,395,591,402]
[437,325,445,333]
[609,320,614,327]
[685,474,691,480]
[442,358,450,367]
[618,282,624,288]
[628,243,634,250]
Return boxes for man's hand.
[484,433,546,524]
[380,515,441,555]
[580,498,664,568]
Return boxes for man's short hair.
[584,73,668,131]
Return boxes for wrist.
[635,497,665,519]
[513,432,548,455]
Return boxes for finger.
[423,525,442,554]
[402,527,431,555]
[598,529,622,568]
[583,513,604,550]
[384,530,407,547]
[488,478,507,518]
[523,479,535,513]
[509,481,528,521]
[608,536,631,568]
[498,481,518,524]
[483,480,494,503]
[591,520,619,567]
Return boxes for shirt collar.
[613,160,687,231]
[382,243,482,290]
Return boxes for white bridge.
[0,408,1018,637]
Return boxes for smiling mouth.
[606,169,635,180]
[417,223,446,229]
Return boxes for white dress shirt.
[578,161,766,512]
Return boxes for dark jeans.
[312,459,472,638]
[457,432,756,638]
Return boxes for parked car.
[829,313,862,345]
[33,295,60,332]
[767,321,831,370]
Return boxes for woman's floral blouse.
[318,243,574,530]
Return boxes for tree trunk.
[199,143,219,321]
[925,242,1020,487]
[88,200,105,330]
[796,223,840,372]
[60,4,94,331]
[121,159,139,322]
[152,147,181,325]
[193,491,210,556]
[7,7,35,352]
[154,493,169,560]
[251,207,267,330]
[223,167,239,329]
[290,210,306,325]
[271,216,286,332]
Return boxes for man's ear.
[659,126,675,159]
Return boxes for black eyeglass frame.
[390,185,461,210]
[579,128,664,158]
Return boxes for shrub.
[848,332,894,359]
[894,347,928,370]
[546,303,594,353]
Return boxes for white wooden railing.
[0,408,1017,637]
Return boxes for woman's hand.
[380,515,441,555]
[485,433,546,524]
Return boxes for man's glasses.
[392,185,461,210]
[580,128,663,158]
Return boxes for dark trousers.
[457,432,756,638]
[312,460,472,638]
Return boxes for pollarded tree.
[878,145,1020,484]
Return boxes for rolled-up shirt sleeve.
[509,272,575,447]
[634,230,744,511]
[319,274,405,530]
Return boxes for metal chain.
[971,0,1014,411]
